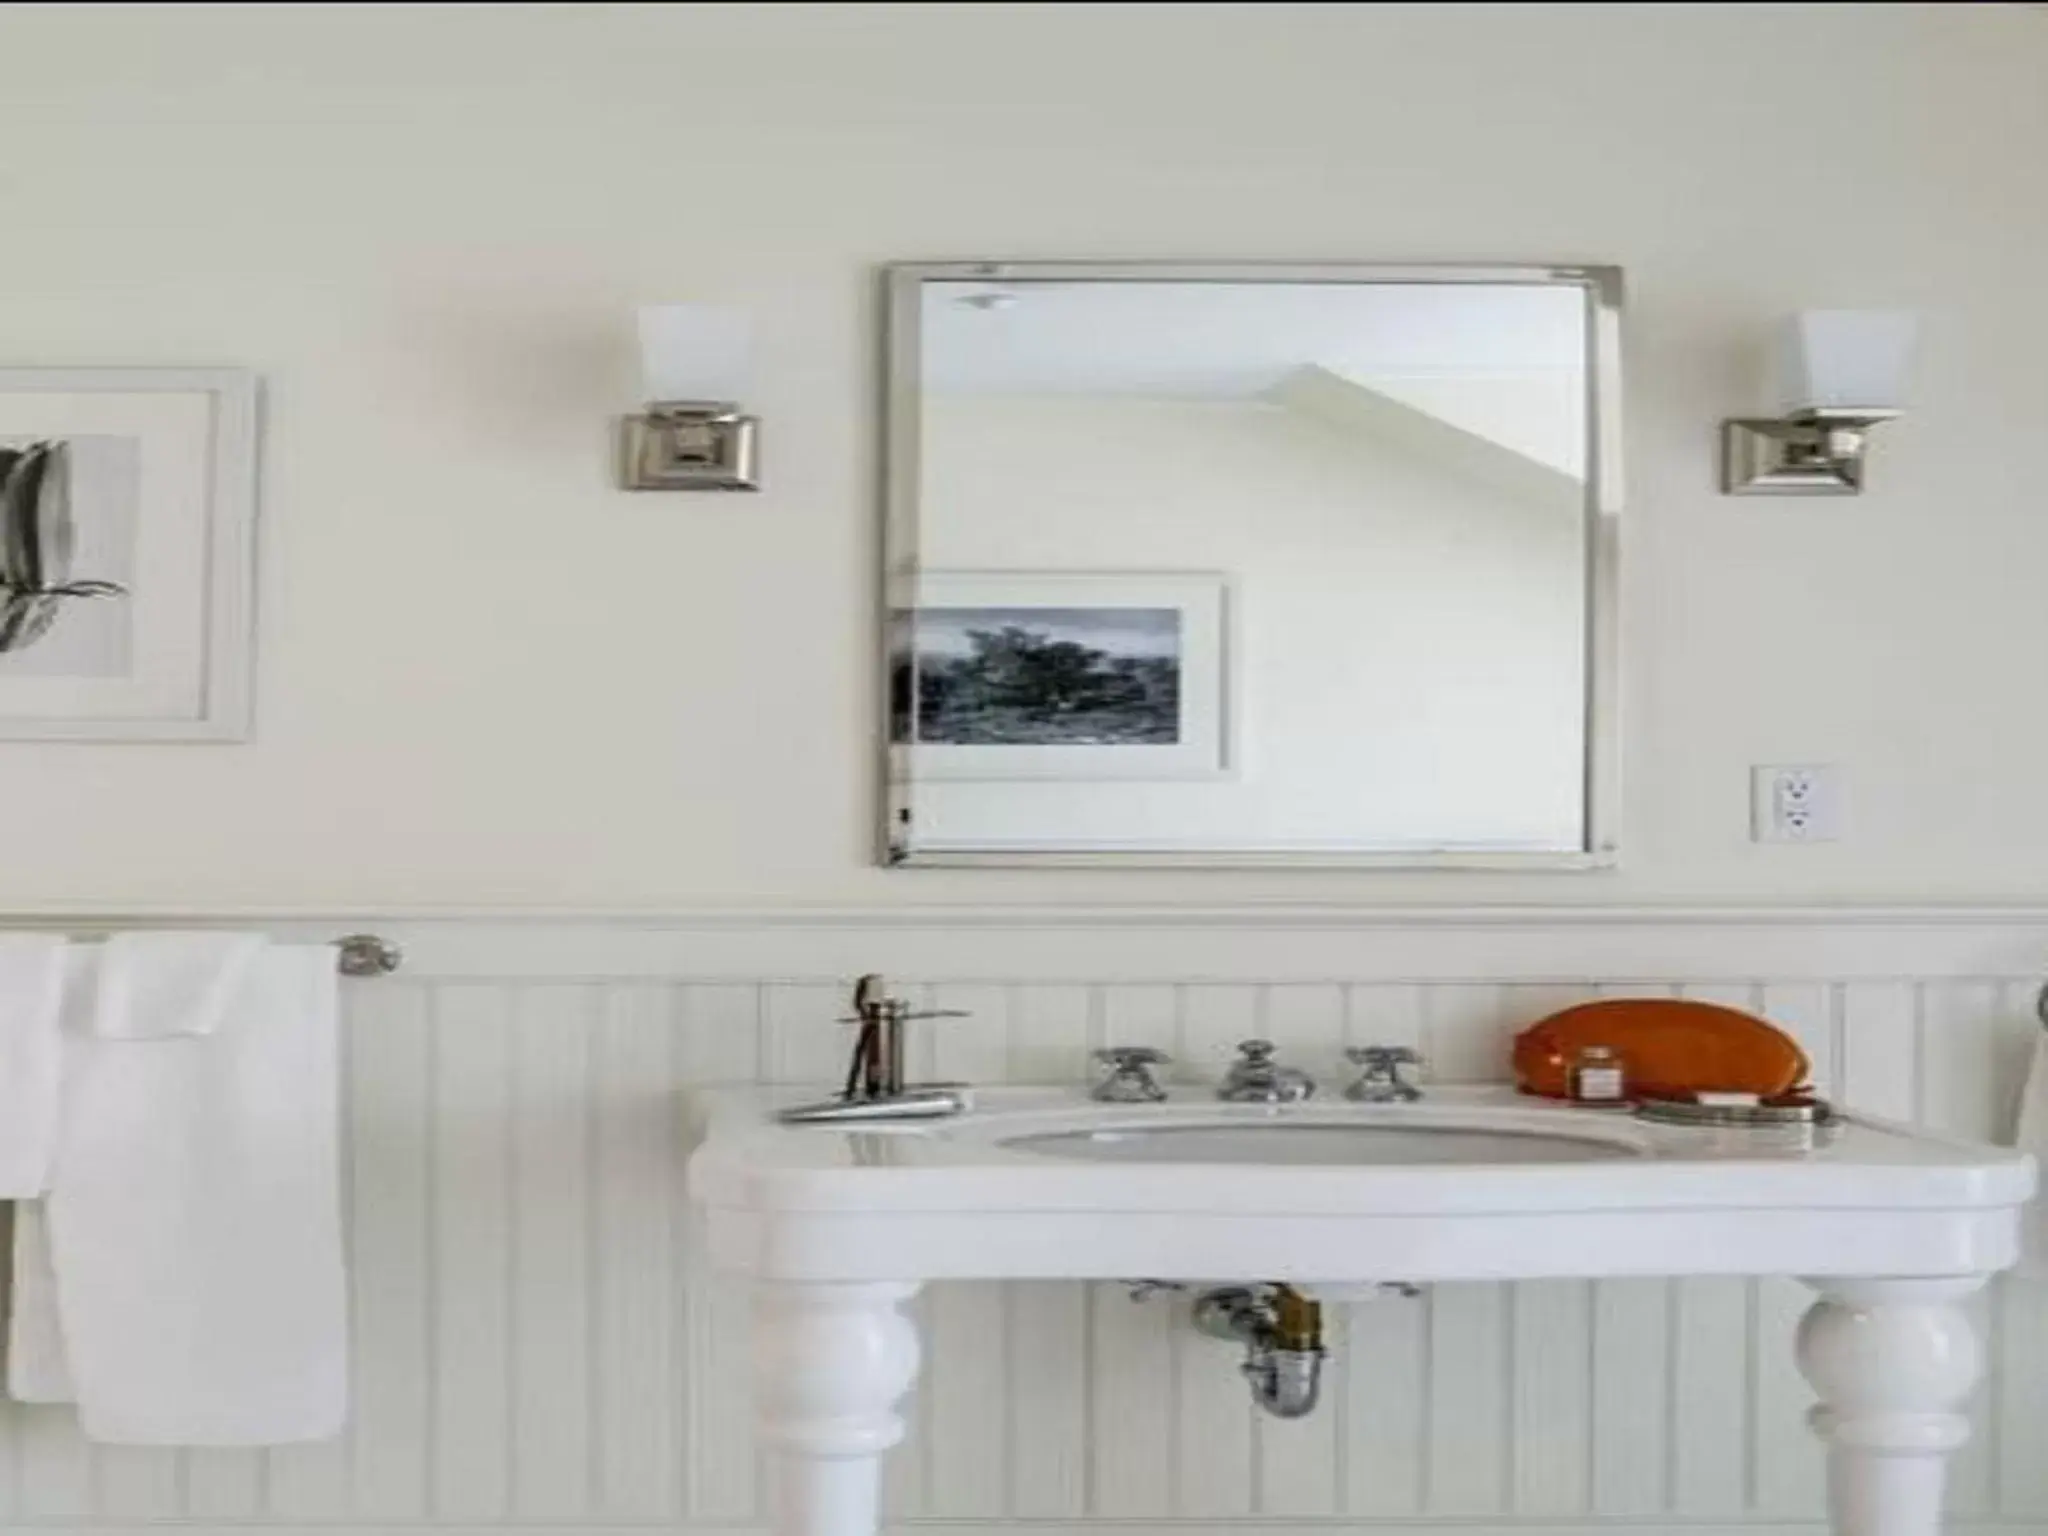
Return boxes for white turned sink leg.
[1797,1277,1987,1536]
[752,1281,922,1536]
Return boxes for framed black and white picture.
[893,571,1232,780]
[0,369,256,740]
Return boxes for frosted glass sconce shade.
[619,305,759,492]
[1722,308,1917,497]
[1773,310,1916,415]
[637,305,752,405]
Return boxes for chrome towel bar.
[3,930,402,976]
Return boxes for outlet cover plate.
[1751,764,1843,843]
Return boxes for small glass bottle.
[1568,1045,1628,1105]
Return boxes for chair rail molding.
[6,902,2048,981]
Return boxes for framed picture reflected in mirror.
[893,570,1232,782]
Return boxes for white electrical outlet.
[1751,764,1843,843]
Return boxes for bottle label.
[1574,1066,1625,1101]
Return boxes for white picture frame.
[0,368,257,741]
[895,570,1234,781]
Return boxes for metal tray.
[1632,1096,1836,1128]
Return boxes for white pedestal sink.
[689,1087,2035,1536]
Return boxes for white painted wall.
[0,2,2042,906]
[917,396,1585,850]
[6,14,2048,1529]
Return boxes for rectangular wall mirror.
[882,261,1622,867]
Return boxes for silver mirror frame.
[879,261,1623,870]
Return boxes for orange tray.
[1512,998,1809,1102]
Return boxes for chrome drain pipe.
[1191,1283,1328,1420]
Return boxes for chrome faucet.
[1345,1045,1424,1103]
[1218,1040,1315,1104]
[776,974,971,1124]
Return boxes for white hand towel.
[7,1204,75,1402]
[11,942,347,1444]
[2015,1033,2048,1277]
[93,930,266,1039]
[0,936,67,1194]
[8,942,97,1401]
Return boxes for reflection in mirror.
[884,264,1620,866]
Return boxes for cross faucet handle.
[1344,1045,1425,1102]
[1092,1045,1172,1103]
[1345,1045,1422,1068]
[1097,1045,1170,1066]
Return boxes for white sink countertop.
[689,1086,2034,1284]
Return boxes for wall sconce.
[1721,309,1916,496]
[618,305,759,492]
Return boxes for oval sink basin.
[1001,1122,1640,1166]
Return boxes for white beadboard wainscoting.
[3,907,2048,1536]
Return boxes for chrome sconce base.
[618,401,760,491]
[1720,408,1899,496]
